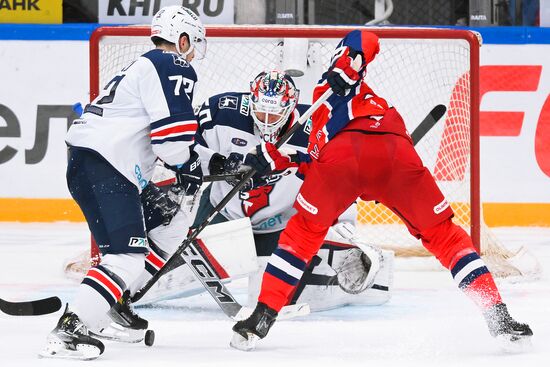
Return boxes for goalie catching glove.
[329,222,383,294]
[326,46,364,96]
[244,142,310,177]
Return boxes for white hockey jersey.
[66,49,198,191]
[196,92,311,234]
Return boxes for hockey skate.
[230,302,278,351]
[39,305,105,360]
[91,291,155,346]
[484,303,533,352]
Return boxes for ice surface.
[0,222,549,367]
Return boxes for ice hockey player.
[231,30,533,351]
[133,70,393,311]
[39,6,206,360]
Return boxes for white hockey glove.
[331,246,381,294]
[330,222,383,294]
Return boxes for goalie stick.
[130,89,334,319]
[203,104,447,183]
[0,296,61,316]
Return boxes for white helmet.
[250,70,299,143]
[151,6,206,59]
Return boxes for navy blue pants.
[67,147,148,255]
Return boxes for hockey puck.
[144,329,155,347]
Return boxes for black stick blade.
[0,296,62,316]
[410,104,447,145]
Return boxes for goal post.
[77,25,538,279]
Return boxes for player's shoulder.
[208,92,250,115]
[141,49,197,81]
[286,103,312,148]
[204,91,254,134]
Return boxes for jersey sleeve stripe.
[151,112,196,130]
[150,121,197,138]
[151,134,195,145]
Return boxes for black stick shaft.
[410,104,447,145]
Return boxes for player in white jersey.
[40,6,206,360]
[140,71,392,312]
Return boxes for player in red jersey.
[231,30,533,351]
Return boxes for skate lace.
[122,297,139,318]
[74,322,86,334]
[62,314,88,335]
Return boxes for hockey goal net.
[80,25,539,279]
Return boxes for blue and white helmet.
[151,6,206,59]
[250,70,299,143]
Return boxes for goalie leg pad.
[248,248,394,312]
[137,218,258,305]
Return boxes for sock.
[258,213,329,311]
[73,265,125,330]
[421,219,502,310]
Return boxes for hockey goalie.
[130,70,394,313]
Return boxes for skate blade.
[496,334,533,353]
[38,336,101,360]
[91,323,145,343]
[234,303,310,321]
[230,332,259,351]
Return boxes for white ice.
[0,222,549,367]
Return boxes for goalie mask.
[250,71,299,143]
[151,6,207,60]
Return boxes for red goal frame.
[88,25,481,255]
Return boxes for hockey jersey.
[195,92,311,233]
[308,30,409,159]
[66,49,198,191]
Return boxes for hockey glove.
[141,182,180,228]
[209,152,246,175]
[170,151,203,196]
[326,47,364,96]
[244,142,304,177]
[209,152,249,186]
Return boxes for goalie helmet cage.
[81,25,536,279]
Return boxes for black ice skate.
[230,302,278,351]
[39,305,105,360]
[92,290,154,345]
[109,290,148,330]
[484,303,533,352]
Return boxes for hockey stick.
[0,296,62,316]
[131,89,333,319]
[203,104,447,184]
[410,104,446,145]
[203,172,245,183]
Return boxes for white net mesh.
[89,26,539,279]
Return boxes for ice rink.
[0,222,548,367]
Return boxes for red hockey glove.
[326,47,364,96]
[244,142,299,176]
